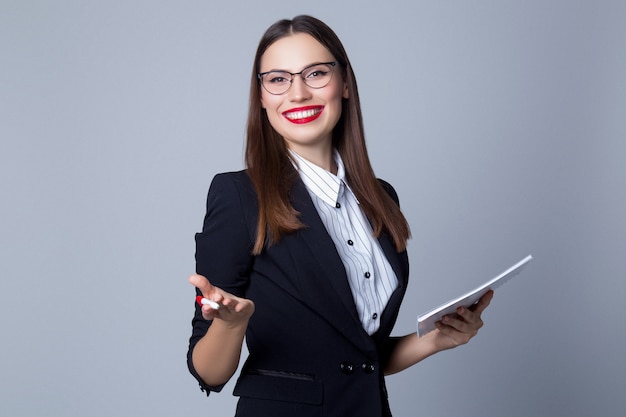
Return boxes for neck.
[288,144,336,174]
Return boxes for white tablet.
[417,255,533,337]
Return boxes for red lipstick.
[282,105,324,124]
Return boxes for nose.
[287,76,312,102]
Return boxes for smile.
[282,106,324,124]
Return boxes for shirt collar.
[289,149,353,207]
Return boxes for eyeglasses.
[258,61,337,95]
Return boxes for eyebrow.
[259,61,334,74]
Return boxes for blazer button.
[340,361,355,375]
[362,362,375,374]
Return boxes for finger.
[188,274,214,295]
[470,290,494,314]
[435,321,471,346]
[220,297,244,312]
[219,296,255,315]
[200,306,220,320]
[232,298,254,314]
[439,314,481,346]
[441,313,476,334]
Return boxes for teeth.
[285,108,320,120]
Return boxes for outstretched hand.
[429,290,494,351]
[188,274,255,324]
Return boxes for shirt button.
[372,313,378,320]
[347,239,354,246]
[335,202,341,208]
[364,271,371,279]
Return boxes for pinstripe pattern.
[290,150,398,335]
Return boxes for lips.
[282,105,324,124]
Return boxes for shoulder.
[377,178,400,205]
[198,170,257,251]
[202,170,258,223]
[208,170,256,199]
[211,169,253,189]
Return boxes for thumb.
[472,290,494,314]
[188,274,213,296]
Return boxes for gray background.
[1,0,625,416]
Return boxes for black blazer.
[188,170,409,417]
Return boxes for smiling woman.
[186,15,492,417]
[258,33,348,166]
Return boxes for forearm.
[384,295,493,375]
[383,332,441,376]
[191,319,248,387]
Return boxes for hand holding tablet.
[417,255,533,337]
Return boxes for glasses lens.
[302,63,334,89]
[261,71,291,95]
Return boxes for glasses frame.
[257,61,337,95]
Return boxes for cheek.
[324,89,345,119]
[260,88,277,110]
[260,92,281,112]
[261,101,284,132]
[327,80,347,105]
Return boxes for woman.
[187,15,493,417]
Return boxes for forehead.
[260,33,335,72]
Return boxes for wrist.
[419,330,451,355]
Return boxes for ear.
[342,81,349,99]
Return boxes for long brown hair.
[246,15,410,255]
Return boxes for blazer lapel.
[376,233,409,336]
[378,233,408,290]
[287,179,375,350]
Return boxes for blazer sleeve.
[187,172,256,395]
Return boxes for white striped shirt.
[290,150,398,335]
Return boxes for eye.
[266,72,290,84]
[305,68,329,79]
